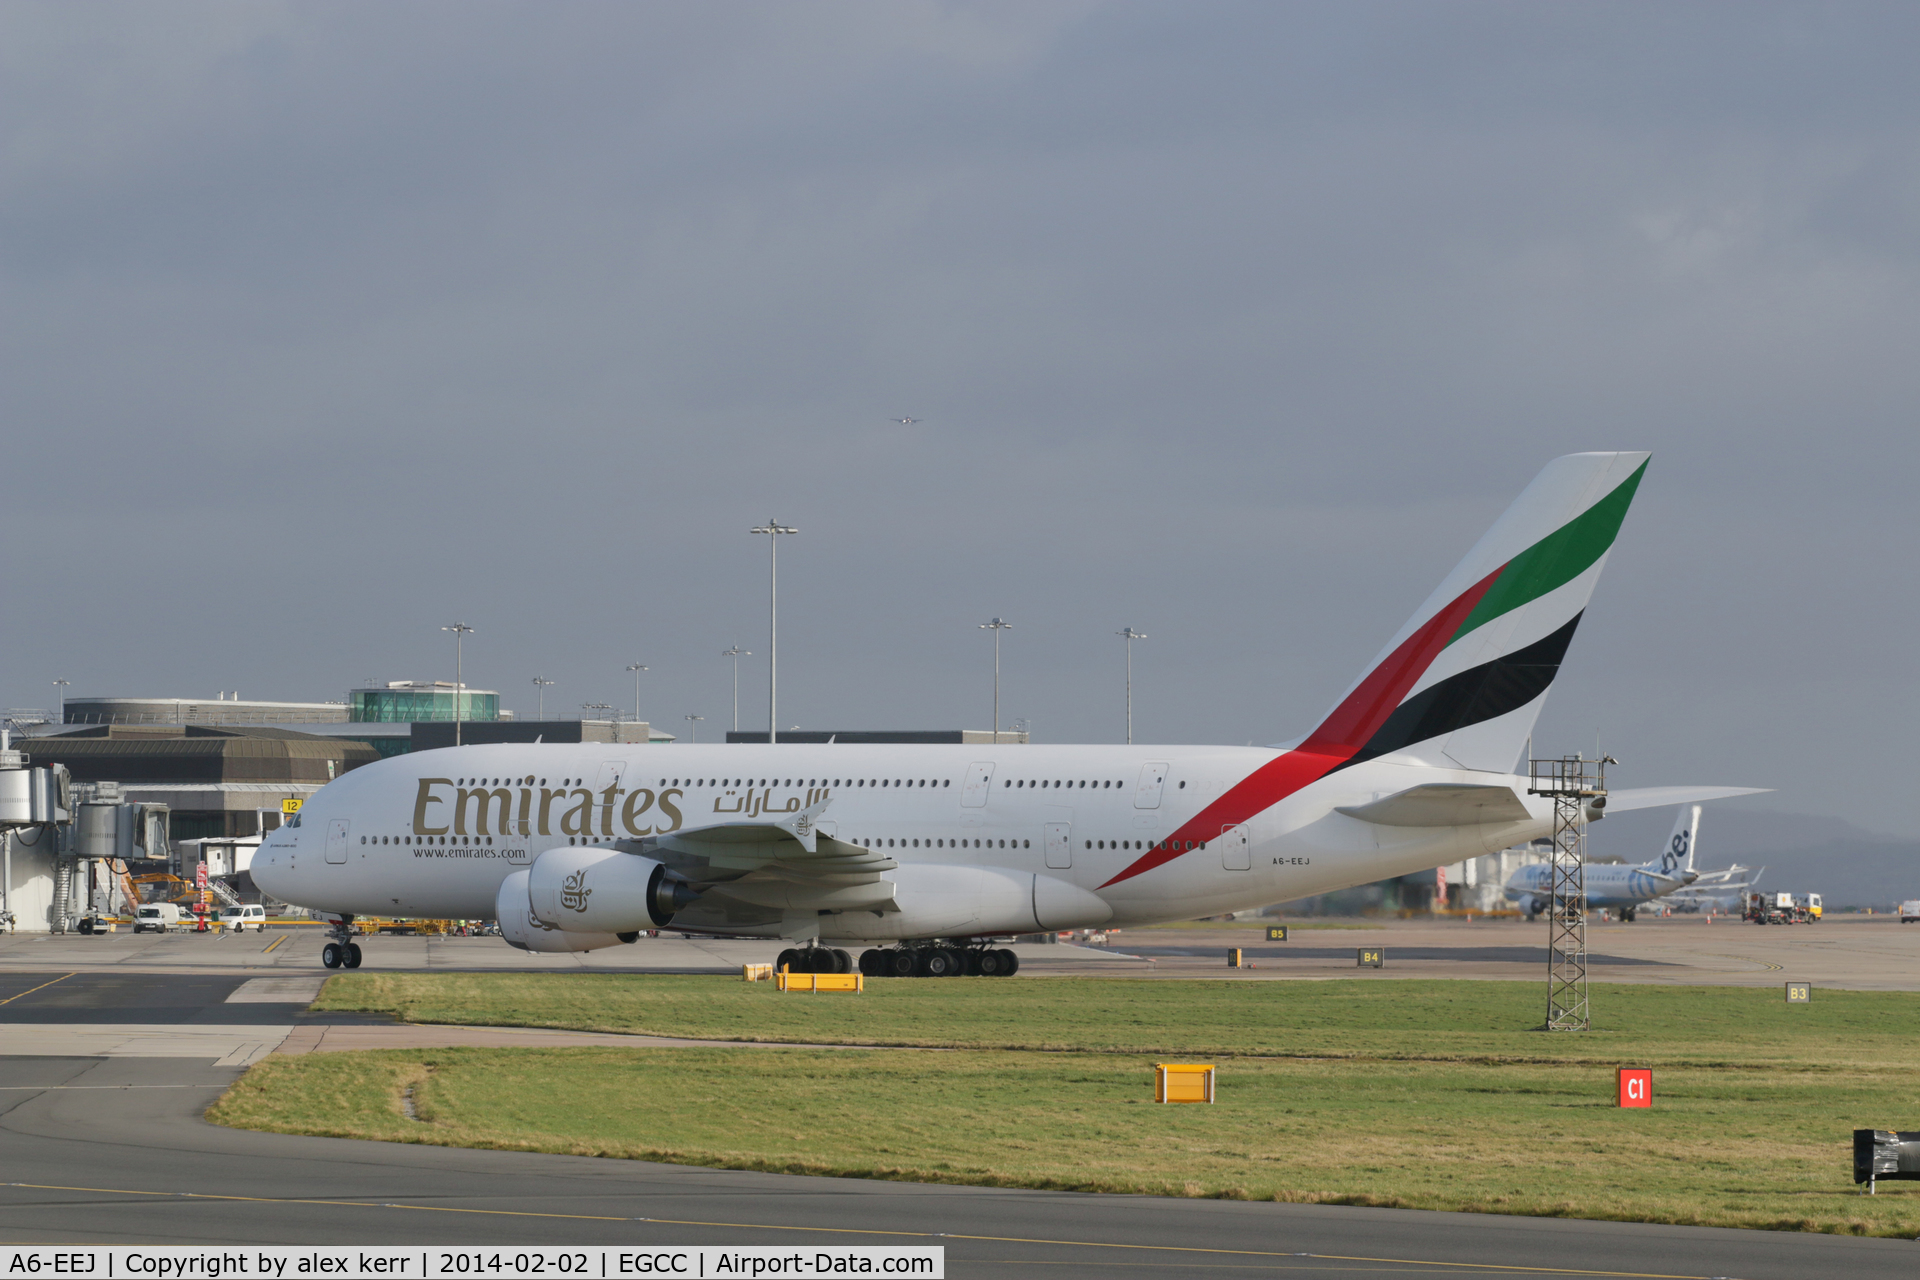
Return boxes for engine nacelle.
[494,868,630,953]
[821,865,1112,942]
[526,846,698,932]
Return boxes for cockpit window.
[286,813,301,828]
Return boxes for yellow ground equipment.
[775,970,864,993]
[1154,1063,1216,1104]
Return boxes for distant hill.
[1590,806,1920,910]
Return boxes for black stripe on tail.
[1336,612,1583,771]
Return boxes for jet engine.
[526,846,700,932]
[494,868,630,953]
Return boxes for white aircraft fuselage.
[253,743,1561,940]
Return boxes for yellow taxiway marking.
[0,973,76,1006]
[0,1181,1712,1277]
[261,935,287,954]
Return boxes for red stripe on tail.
[1098,565,1503,888]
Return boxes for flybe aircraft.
[1505,804,1716,922]
[254,451,1759,975]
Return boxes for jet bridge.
[2,730,169,932]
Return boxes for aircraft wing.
[1337,783,1532,827]
[627,797,902,909]
[1602,786,1770,813]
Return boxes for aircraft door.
[1044,822,1072,869]
[595,760,628,792]
[1133,762,1170,809]
[961,763,995,808]
[1220,823,1251,871]
[324,819,350,865]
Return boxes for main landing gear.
[854,944,1020,978]
[320,914,363,970]
[776,946,853,974]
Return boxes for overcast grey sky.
[4,2,1916,832]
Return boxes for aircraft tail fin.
[1297,452,1651,775]
[1662,805,1702,875]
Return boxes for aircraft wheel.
[78,920,93,936]
[321,942,342,969]
[858,949,885,976]
[776,948,800,972]
[996,948,1019,976]
[803,949,833,974]
[831,948,853,974]
[887,950,917,978]
[345,943,363,969]
[977,950,1004,977]
[923,948,961,978]
[964,950,984,977]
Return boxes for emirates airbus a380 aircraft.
[253,452,1757,975]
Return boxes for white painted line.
[225,976,325,1003]
[0,1024,295,1059]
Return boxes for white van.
[221,904,268,932]
[1900,900,1920,924]
[133,903,181,933]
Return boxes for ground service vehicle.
[1900,900,1920,923]
[250,453,1764,973]
[132,903,181,933]
[1745,892,1798,925]
[1798,893,1822,922]
[218,903,267,932]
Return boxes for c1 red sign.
[1617,1068,1652,1108]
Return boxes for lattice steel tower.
[1527,754,1611,1031]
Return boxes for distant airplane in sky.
[891,416,923,425]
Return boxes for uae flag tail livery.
[1101,450,1651,887]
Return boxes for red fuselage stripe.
[1097,565,1504,888]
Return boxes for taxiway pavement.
[2,962,1917,1277]
[6,913,1918,989]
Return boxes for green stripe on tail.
[1448,459,1648,645]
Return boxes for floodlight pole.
[750,521,797,745]
[442,623,474,746]
[685,714,704,743]
[52,679,69,726]
[722,647,750,734]
[626,663,648,725]
[979,618,1013,743]
[532,676,555,719]
[1117,628,1147,745]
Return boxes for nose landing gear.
[320,915,363,969]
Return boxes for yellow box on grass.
[775,970,864,993]
[1154,1062,1215,1104]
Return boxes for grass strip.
[317,973,1920,1069]
[211,1044,1920,1237]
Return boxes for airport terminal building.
[2,684,669,932]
